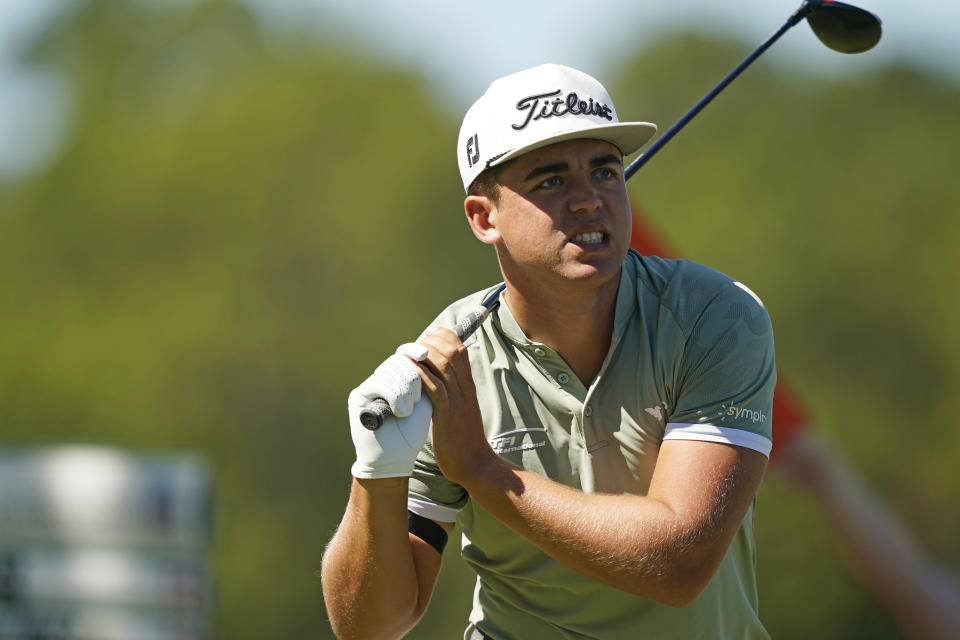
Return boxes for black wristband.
[408,510,448,555]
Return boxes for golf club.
[625,0,881,178]
[361,0,881,430]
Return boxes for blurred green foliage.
[0,1,957,638]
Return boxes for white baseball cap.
[457,63,657,193]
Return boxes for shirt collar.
[492,255,639,348]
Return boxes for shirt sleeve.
[405,294,487,523]
[665,280,776,457]
[408,437,468,523]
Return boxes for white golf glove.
[349,342,433,479]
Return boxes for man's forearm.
[321,477,427,640]
[458,442,767,607]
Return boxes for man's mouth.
[571,231,606,245]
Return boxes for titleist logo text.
[512,89,613,130]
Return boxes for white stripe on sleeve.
[407,496,460,523]
[664,422,772,458]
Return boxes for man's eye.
[594,167,618,180]
[537,176,563,189]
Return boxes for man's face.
[487,138,632,291]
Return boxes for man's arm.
[321,477,448,640]
[416,327,767,607]
[321,343,452,639]
[461,439,764,606]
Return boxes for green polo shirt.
[409,250,775,640]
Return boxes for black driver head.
[805,0,882,53]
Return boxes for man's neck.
[502,270,620,386]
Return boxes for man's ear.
[464,195,501,245]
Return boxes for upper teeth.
[573,232,603,244]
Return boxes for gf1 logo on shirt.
[490,428,548,454]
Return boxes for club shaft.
[625,1,814,180]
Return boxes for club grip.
[360,284,505,431]
[357,310,481,431]
[452,307,486,340]
[360,398,391,431]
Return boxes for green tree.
[0,1,487,636]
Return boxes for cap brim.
[488,121,658,170]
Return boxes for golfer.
[322,64,775,640]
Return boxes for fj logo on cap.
[466,134,480,167]
[513,89,613,131]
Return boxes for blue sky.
[1,0,957,175]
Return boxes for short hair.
[466,166,501,202]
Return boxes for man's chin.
[556,260,621,286]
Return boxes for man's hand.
[416,328,496,484]
[349,343,433,479]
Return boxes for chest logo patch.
[644,401,669,425]
[490,428,548,454]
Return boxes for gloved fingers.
[349,394,433,479]
[349,345,428,418]
[396,342,429,362]
[395,394,433,450]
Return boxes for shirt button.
[533,347,546,357]
[584,405,593,416]
[557,372,570,384]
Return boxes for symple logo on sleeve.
[724,403,769,425]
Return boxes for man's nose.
[567,174,602,214]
